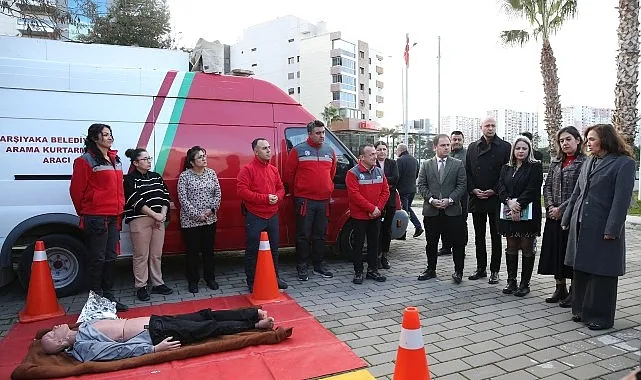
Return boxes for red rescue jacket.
[69,150,125,217]
[346,162,389,220]
[237,157,285,219]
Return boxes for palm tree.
[613,0,639,149]
[500,0,577,156]
[320,106,342,127]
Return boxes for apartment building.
[230,15,386,128]
[440,115,482,142]
[487,109,538,144]
[562,105,613,133]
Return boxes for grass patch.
[630,191,641,216]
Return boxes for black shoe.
[452,272,462,284]
[314,266,333,278]
[587,322,612,331]
[297,267,309,281]
[397,233,406,240]
[513,284,530,297]
[353,272,364,284]
[366,270,386,282]
[503,279,517,294]
[188,282,199,293]
[413,228,424,238]
[136,287,150,301]
[468,270,487,280]
[545,284,568,303]
[559,286,572,308]
[488,272,500,284]
[277,278,288,289]
[380,256,391,269]
[438,248,452,256]
[103,292,129,312]
[151,284,173,295]
[418,269,437,281]
[572,314,582,322]
[206,280,219,290]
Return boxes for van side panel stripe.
[127,71,177,173]
[155,72,195,175]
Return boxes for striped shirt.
[123,170,171,224]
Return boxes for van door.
[282,126,357,246]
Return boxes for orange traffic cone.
[19,241,65,323]
[247,231,286,305]
[393,306,430,380]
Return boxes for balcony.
[376,66,384,75]
[376,95,384,104]
[376,110,385,118]
[376,80,384,89]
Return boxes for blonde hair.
[508,136,539,166]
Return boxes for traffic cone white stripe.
[398,327,424,350]
[33,249,47,262]
[259,240,270,250]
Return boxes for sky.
[167,1,620,126]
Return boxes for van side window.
[285,127,357,188]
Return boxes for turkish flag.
[404,34,410,67]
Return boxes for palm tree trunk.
[613,0,640,149]
[540,39,562,157]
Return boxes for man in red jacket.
[237,138,288,290]
[346,144,390,284]
[284,120,337,282]
[69,123,127,311]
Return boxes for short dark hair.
[251,138,267,150]
[358,143,374,156]
[520,131,534,141]
[451,130,464,138]
[374,141,387,148]
[307,120,325,133]
[124,148,147,162]
[554,126,583,160]
[432,134,450,146]
[183,146,206,171]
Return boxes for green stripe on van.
[155,71,195,175]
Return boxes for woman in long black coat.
[537,127,586,306]
[561,124,635,330]
[497,135,543,297]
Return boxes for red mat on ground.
[0,294,366,380]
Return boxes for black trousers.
[471,211,502,273]
[441,196,469,250]
[379,205,396,253]
[424,213,465,274]
[244,212,279,284]
[351,218,380,273]
[82,215,119,294]
[148,308,259,345]
[572,269,618,328]
[295,198,328,269]
[182,223,217,284]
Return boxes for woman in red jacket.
[69,123,127,311]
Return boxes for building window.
[288,88,295,95]
[251,63,257,67]
[288,57,295,64]
[369,73,371,79]
[288,72,295,79]
[359,51,365,59]
[297,56,300,62]
[359,67,365,75]
[368,88,371,94]
[369,58,371,64]
[251,47,257,52]
[297,71,300,78]
[297,87,300,94]
[369,104,371,110]
[359,100,365,107]
[288,38,294,43]
[359,84,364,91]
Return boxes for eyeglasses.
[137,157,153,162]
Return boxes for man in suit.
[374,141,399,269]
[439,130,468,256]
[395,143,423,238]
[466,117,511,284]
[417,134,467,283]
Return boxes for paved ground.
[1,208,640,380]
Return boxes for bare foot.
[255,317,274,329]
[257,309,268,320]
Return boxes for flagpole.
[437,35,441,134]
[405,57,409,145]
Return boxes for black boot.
[502,251,518,294]
[380,253,390,269]
[514,254,535,297]
[559,285,572,308]
[545,283,568,303]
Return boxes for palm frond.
[499,0,526,19]
[557,0,577,20]
[500,30,530,46]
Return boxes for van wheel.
[338,220,368,260]
[17,234,86,298]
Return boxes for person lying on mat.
[41,307,275,362]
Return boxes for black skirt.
[537,219,573,278]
